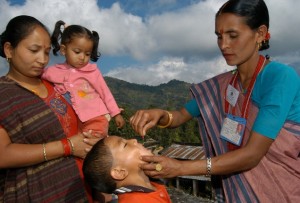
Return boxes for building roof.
[160,143,206,160]
[160,143,210,181]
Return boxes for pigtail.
[51,20,65,55]
[90,31,101,62]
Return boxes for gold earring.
[257,42,262,51]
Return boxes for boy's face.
[105,136,153,172]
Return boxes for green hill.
[104,76,192,110]
[104,76,202,147]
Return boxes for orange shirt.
[117,182,171,203]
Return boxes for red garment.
[43,80,93,202]
[0,78,93,202]
[118,182,171,203]
[79,115,109,138]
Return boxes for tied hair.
[51,20,66,55]
[91,30,101,62]
[0,32,7,58]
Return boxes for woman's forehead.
[215,13,248,33]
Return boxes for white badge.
[220,114,246,146]
[226,84,239,107]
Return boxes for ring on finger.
[155,163,163,172]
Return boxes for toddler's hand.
[115,114,125,128]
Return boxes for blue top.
[185,61,300,139]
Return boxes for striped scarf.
[190,71,300,202]
[0,77,89,203]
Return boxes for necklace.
[6,75,44,97]
[29,82,43,96]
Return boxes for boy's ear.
[111,167,128,181]
[60,45,66,56]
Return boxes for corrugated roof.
[160,143,206,160]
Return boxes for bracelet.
[43,143,48,162]
[157,111,173,128]
[206,157,212,177]
[67,138,74,155]
[61,138,71,156]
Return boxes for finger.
[130,111,142,130]
[143,170,162,179]
[139,162,156,171]
[92,134,102,138]
[83,138,93,146]
[142,120,157,136]
[129,116,133,123]
[84,137,101,146]
[141,155,163,163]
[82,130,93,138]
[136,112,152,136]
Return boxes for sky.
[0,0,299,85]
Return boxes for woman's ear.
[111,167,128,181]
[60,45,66,56]
[257,25,268,43]
[4,42,13,58]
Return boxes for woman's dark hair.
[83,139,116,194]
[216,0,270,51]
[0,15,49,58]
[51,20,100,62]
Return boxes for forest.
[105,76,202,147]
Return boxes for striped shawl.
[190,71,300,203]
[0,77,89,203]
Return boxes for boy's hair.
[51,20,100,62]
[83,139,117,193]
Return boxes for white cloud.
[146,1,217,58]
[106,56,234,85]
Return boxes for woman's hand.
[140,155,183,179]
[69,131,101,159]
[130,108,192,136]
[130,109,165,136]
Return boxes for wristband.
[67,138,74,155]
[157,111,173,128]
[206,157,212,177]
[43,143,48,161]
[61,138,71,156]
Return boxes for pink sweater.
[42,63,121,122]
